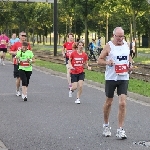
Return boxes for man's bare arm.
[97,43,112,65]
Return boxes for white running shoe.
[24,97,27,101]
[2,61,5,65]
[103,125,111,137]
[69,90,73,97]
[16,91,21,96]
[22,94,27,101]
[116,128,127,139]
[75,98,80,104]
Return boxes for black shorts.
[19,69,32,86]
[71,72,85,83]
[105,80,129,98]
[14,64,19,78]
[65,57,69,65]
[0,48,7,53]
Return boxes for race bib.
[1,40,6,44]
[115,64,128,75]
[66,50,72,57]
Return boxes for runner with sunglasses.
[10,31,31,97]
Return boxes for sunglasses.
[21,35,27,37]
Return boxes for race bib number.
[1,40,6,44]
[66,50,72,57]
[115,64,128,75]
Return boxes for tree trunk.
[46,36,47,43]
[39,34,41,43]
[105,13,109,44]
[95,33,96,40]
[138,32,140,48]
[148,30,150,48]
[37,35,38,44]
[32,28,35,46]
[43,34,45,45]
[59,34,61,45]
[132,11,137,57]
[50,33,51,45]
[84,18,88,51]
[130,18,133,43]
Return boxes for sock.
[104,124,109,127]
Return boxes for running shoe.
[75,98,80,104]
[24,97,27,101]
[16,91,21,96]
[103,125,111,137]
[22,94,27,101]
[2,62,5,65]
[116,128,127,139]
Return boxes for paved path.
[0,61,149,150]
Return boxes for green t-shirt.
[16,50,34,71]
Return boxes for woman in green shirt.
[16,41,35,101]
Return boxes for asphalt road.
[0,61,149,150]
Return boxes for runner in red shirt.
[0,31,9,65]
[9,31,31,97]
[68,41,91,104]
[62,33,74,89]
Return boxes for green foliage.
[1,0,150,44]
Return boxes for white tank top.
[105,41,130,81]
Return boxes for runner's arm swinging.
[62,47,66,57]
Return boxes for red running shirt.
[70,51,88,74]
[10,41,31,64]
[63,42,74,58]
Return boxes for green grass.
[85,70,105,84]
[128,79,150,96]
[137,47,150,54]
[35,59,66,73]
[32,44,62,52]
[134,56,150,64]
[129,47,150,64]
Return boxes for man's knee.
[72,83,78,90]
[105,98,113,106]
[119,95,126,107]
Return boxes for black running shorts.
[71,72,85,83]
[13,64,19,78]
[0,48,7,53]
[105,80,129,98]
